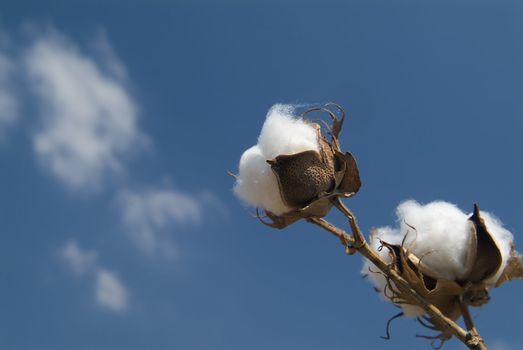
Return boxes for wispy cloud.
[15,27,224,270]
[24,30,146,191]
[60,239,129,313]
[0,37,18,139]
[117,186,211,258]
[95,268,128,313]
[90,30,128,81]
[61,240,97,276]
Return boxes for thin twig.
[332,197,365,247]
[307,217,355,252]
[460,301,487,349]
[460,302,477,333]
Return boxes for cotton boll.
[395,201,515,283]
[397,200,472,281]
[234,104,322,216]
[362,200,517,319]
[234,145,290,215]
[258,104,319,160]
[234,103,361,225]
[477,211,514,286]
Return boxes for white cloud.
[0,50,18,138]
[60,239,97,276]
[24,31,146,191]
[117,186,205,258]
[95,268,128,313]
[59,239,129,313]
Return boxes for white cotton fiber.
[397,200,472,281]
[257,104,320,160]
[234,145,290,215]
[234,104,320,215]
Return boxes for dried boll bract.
[233,103,361,228]
[362,201,522,333]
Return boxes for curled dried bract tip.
[323,102,346,140]
[257,209,302,229]
[380,312,404,340]
[415,334,449,350]
[301,102,345,133]
[261,104,361,229]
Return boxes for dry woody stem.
[308,199,489,350]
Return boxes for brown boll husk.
[268,132,336,208]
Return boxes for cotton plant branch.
[459,302,483,347]
[307,198,488,350]
[232,103,522,350]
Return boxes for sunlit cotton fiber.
[234,104,320,215]
[397,200,472,280]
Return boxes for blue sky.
[0,1,522,349]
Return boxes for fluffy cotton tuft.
[234,104,320,215]
[361,200,515,317]
[397,200,472,280]
[257,104,320,159]
[234,145,289,215]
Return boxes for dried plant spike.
[466,204,503,283]
[324,102,346,140]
